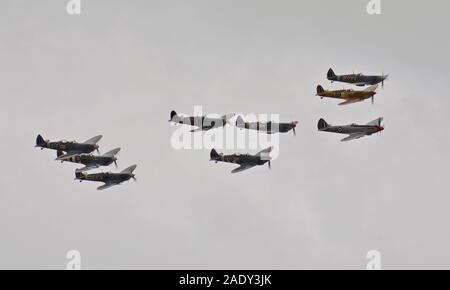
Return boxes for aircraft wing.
[341,133,366,142]
[364,84,378,92]
[338,99,363,106]
[231,164,257,174]
[256,146,273,160]
[84,135,103,145]
[121,165,137,174]
[97,183,119,191]
[366,117,383,126]
[102,148,121,158]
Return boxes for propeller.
[289,116,298,136]
[381,72,388,89]
[378,119,384,133]
[268,161,271,170]
[114,159,118,169]
[292,121,298,136]
[132,175,137,182]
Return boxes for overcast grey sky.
[1,0,449,269]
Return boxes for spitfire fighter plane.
[318,118,384,142]
[235,116,298,135]
[58,148,121,172]
[169,111,235,132]
[75,165,137,190]
[327,68,388,88]
[316,84,378,105]
[36,134,102,160]
[210,147,273,173]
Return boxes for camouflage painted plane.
[318,118,384,142]
[36,134,102,160]
[327,68,388,88]
[235,116,298,135]
[75,165,137,190]
[169,111,235,132]
[210,147,273,173]
[316,84,378,105]
[58,148,121,172]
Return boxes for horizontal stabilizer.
[55,153,79,161]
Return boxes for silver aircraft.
[36,134,103,160]
[318,118,384,142]
[327,68,388,88]
[169,110,235,132]
[58,148,121,172]
[75,165,137,191]
[210,147,273,173]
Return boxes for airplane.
[169,110,235,132]
[316,84,378,105]
[327,68,388,88]
[235,116,298,135]
[75,165,137,190]
[35,134,102,160]
[317,118,384,142]
[58,148,121,172]
[210,147,273,173]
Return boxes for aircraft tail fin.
[75,171,86,180]
[36,134,47,147]
[57,150,65,158]
[318,118,329,130]
[103,148,121,158]
[327,68,336,79]
[235,115,245,128]
[222,113,236,124]
[316,85,325,95]
[210,148,221,161]
[170,110,177,121]
[84,135,103,145]
[121,165,137,174]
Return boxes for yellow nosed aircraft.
[316,84,379,106]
